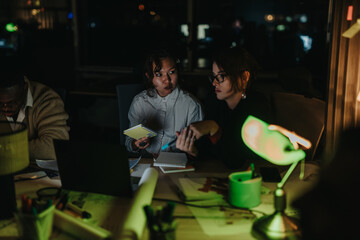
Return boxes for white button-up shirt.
[7,87,33,131]
[126,87,204,154]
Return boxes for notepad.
[153,152,188,168]
[123,124,157,140]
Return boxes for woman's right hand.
[132,137,150,151]
[189,120,219,139]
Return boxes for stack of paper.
[153,152,188,168]
[159,165,195,174]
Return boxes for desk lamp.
[0,122,29,219]
[241,116,311,240]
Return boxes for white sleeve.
[125,97,143,152]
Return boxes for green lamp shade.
[0,122,29,175]
[241,115,305,165]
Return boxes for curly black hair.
[143,48,181,96]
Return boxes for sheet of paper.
[129,156,141,169]
[187,198,255,236]
[131,163,151,178]
[178,177,224,201]
[36,159,59,171]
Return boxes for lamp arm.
[277,160,300,189]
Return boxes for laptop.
[54,140,133,197]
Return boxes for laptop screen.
[54,140,133,197]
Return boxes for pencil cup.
[16,205,55,240]
[149,222,177,240]
[228,171,262,208]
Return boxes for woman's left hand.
[176,127,198,157]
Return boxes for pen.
[161,138,177,151]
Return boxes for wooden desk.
[143,159,320,240]
[0,158,320,240]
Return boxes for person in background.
[176,46,272,169]
[125,48,204,155]
[0,66,70,161]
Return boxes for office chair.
[116,83,144,145]
[270,92,326,161]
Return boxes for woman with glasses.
[176,46,271,169]
[125,48,204,155]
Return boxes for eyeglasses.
[208,72,227,84]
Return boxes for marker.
[143,205,154,228]
[56,193,69,211]
[25,197,32,213]
[161,138,177,151]
[250,163,255,178]
[66,202,92,219]
[31,206,38,216]
[162,201,175,223]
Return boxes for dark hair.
[0,73,25,88]
[212,46,260,92]
[0,57,25,88]
[143,48,181,96]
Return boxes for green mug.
[228,171,262,208]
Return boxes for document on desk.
[179,177,256,236]
[178,177,224,201]
[187,198,255,236]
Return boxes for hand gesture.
[132,137,150,150]
[188,120,219,139]
[176,127,198,157]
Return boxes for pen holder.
[149,221,177,240]
[228,171,262,208]
[16,205,55,240]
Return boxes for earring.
[241,91,247,100]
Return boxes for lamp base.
[0,174,17,220]
[251,211,301,240]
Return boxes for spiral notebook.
[153,152,188,168]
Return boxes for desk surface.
[0,158,320,240]
[144,158,320,240]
